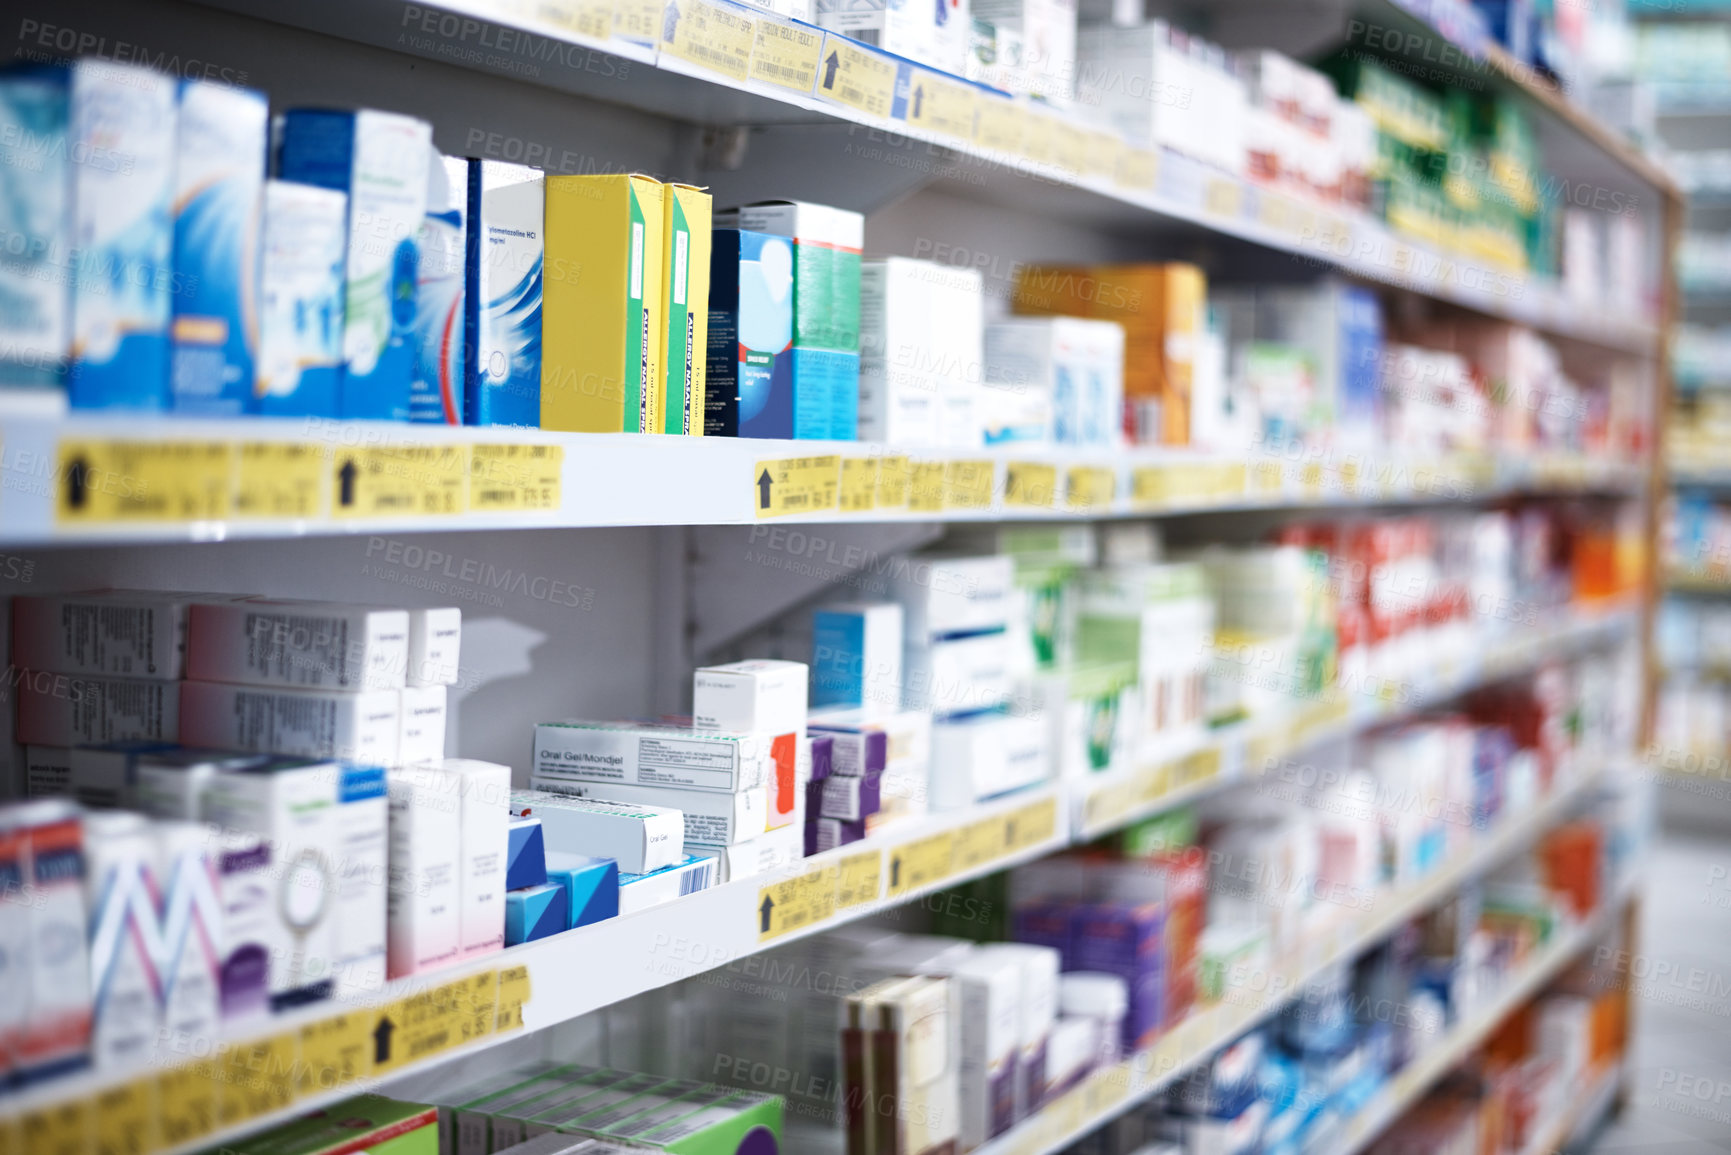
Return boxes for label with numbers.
[944,459,994,509]
[814,34,898,119]
[660,0,755,81]
[886,831,953,896]
[836,848,883,909]
[908,461,946,512]
[56,440,234,523]
[974,96,1023,154]
[471,444,563,512]
[330,445,469,519]
[94,1078,155,1155]
[1065,465,1115,510]
[525,0,614,39]
[875,455,910,509]
[749,17,822,92]
[497,965,532,1033]
[236,442,326,519]
[904,69,976,139]
[838,456,878,513]
[753,455,839,518]
[1004,796,1058,853]
[757,864,840,941]
[1004,461,1056,508]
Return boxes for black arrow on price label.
[758,894,775,933]
[912,84,924,118]
[889,856,901,889]
[822,50,839,89]
[339,458,359,508]
[757,468,774,510]
[65,455,89,510]
[372,1015,396,1064]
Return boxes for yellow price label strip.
[757,864,840,942]
[21,1098,89,1155]
[157,1060,220,1149]
[1020,108,1056,165]
[838,456,878,513]
[613,0,659,43]
[1082,130,1119,179]
[1005,796,1058,854]
[497,964,532,1033]
[836,848,883,909]
[875,455,910,509]
[1173,746,1223,791]
[1117,146,1157,190]
[944,459,994,509]
[903,69,975,140]
[471,444,564,512]
[1299,460,1324,497]
[56,439,235,523]
[907,461,946,513]
[330,445,469,519]
[953,815,1009,872]
[1003,461,1056,508]
[1052,123,1086,175]
[236,442,327,519]
[526,0,614,39]
[94,1076,156,1155]
[218,1031,297,1126]
[886,831,954,897]
[660,0,756,82]
[974,96,1023,154]
[1065,465,1115,510]
[753,454,840,518]
[1083,775,1142,833]
[372,974,496,1075]
[749,17,823,92]
[1083,1064,1132,1117]
[1205,177,1243,218]
[297,1010,374,1097]
[814,34,898,119]
[1251,459,1285,495]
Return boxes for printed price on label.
[613,0,659,44]
[836,848,883,909]
[757,864,840,942]
[974,97,1023,154]
[1065,465,1115,510]
[1117,146,1157,190]
[953,815,1008,871]
[235,442,327,519]
[218,1031,296,1125]
[1004,796,1058,854]
[838,457,878,513]
[907,461,947,513]
[21,1099,88,1155]
[94,1077,156,1155]
[886,831,954,896]
[497,965,532,1033]
[1004,461,1056,508]
[661,0,755,82]
[875,455,911,509]
[297,1011,373,1096]
[471,444,564,512]
[904,69,976,140]
[749,17,823,93]
[329,446,462,519]
[56,439,235,524]
[813,33,898,119]
[156,1060,219,1149]
[753,455,840,518]
[529,0,614,39]
[944,459,994,509]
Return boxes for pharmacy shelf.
[1514,1063,1620,1155]
[1073,597,1641,840]
[1337,875,1640,1155]
[185,0,1670,356]
[0,410,1647,544]
[1665,567,1731,593]
[970,763,1624,1155]
[0,783,1068,1155]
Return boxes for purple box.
[1012,900,1074,959]
[808,725,886,776]
[817,769,882,821]
[1070,900,1165,1052]
[810,734,835,782]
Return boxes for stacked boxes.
[716,201,862,440]
[386,759,512,976]
[661,183,712,435]
[983,317,1125,447]
[858,256,985,447]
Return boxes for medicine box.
[692,823,804,883]
[983,317,1125,446]
[505,883,567,946]
[508,816,548,890]
[533,721,770,793]
[14,801,89,1081]
[541,173,664,433]
[661,182,711,435]
[905,630,1015,717]
[387,763,463,977]
[532,777,766,847]
[950,950,1024,1145]
[256,179,348,417]
[895,555,1017,640]
[451,1067,592,1155]
[510,790,684,875]
[277,108,432,420]
[411,153,470,425]
[217,1094,439,1155]
[17,672,180,746]
[694,659,809,737]
[705,229,794,439]
[545,852,620,928]
[617,853,715,914]
[66,739,176,809]
[930,709,1046,809]
[130,747,270,819]
[811,603,904,714]
[84,811,157,1069]
[398,685,449,764]
[522,1072,667,1140]
[466,160,545,427]
[69,60,176,411]
[178,681,400,764]
[441,758,512,957]
[186,599,410,690]
[152,819,223,1048]
[170,80,268,415]
[493,1070,635,1148]
[408,606,463,687]
[0,66,70,395]
[11,588,222,678]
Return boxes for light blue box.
[0,65,71,396]
[170,80,267,415]
[69,60,176,411]
[507,814,547,890]
[277,108,431,421]
[411,154,468,424]
[505,882,567,945]
[464,160,543,427]
[545,851,619,929]
[256,180,347,417]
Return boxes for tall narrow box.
[661,182,711,435]
[152,820,223,1049]
[170,80,268,415]
[277,108,433,421]
[387,763,463,977]
[0,66,70,397]
[719,200,863,439]
[811,603,905,714]
[411,154,470,424]
[705,229,794,438]
[69,60,176,411]
[465,160,545,427]
[255,179,348,417]
[408,606,463,686]
[541,173,664,433]
[83,811,159,1068]
[17,800,90,1081]
[442,758,512,957]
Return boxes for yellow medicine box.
[661,183,712,435]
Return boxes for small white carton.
[387,763,463,977]
[530,776,766,847]
[440,758,512,958]
[179,681,401,764]
[509,790,684,875]
[533,722,770,793]
[186,599,410,690]
[398,684,449,764]
[692,659,809,736]
[16,672,180,746]
[84,810,159,1068]
[408,606,463,686]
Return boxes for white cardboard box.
[438,758,512,958]
[387,763,463,977]
[533,722,770,793]
[616,854,716,914]
[11,590,232,678]
[187,599,409,690]
[398,684,449,764]
[179,680,400,764]
[509,789,684,874]
[17,672,180,746]
[408,606,462,686]
[529,775,766,846]
[692,659,809,737]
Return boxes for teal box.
[546,851,619,929]
[792,347,859,440]
[505,883,567,945]
[0,65,71,395]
